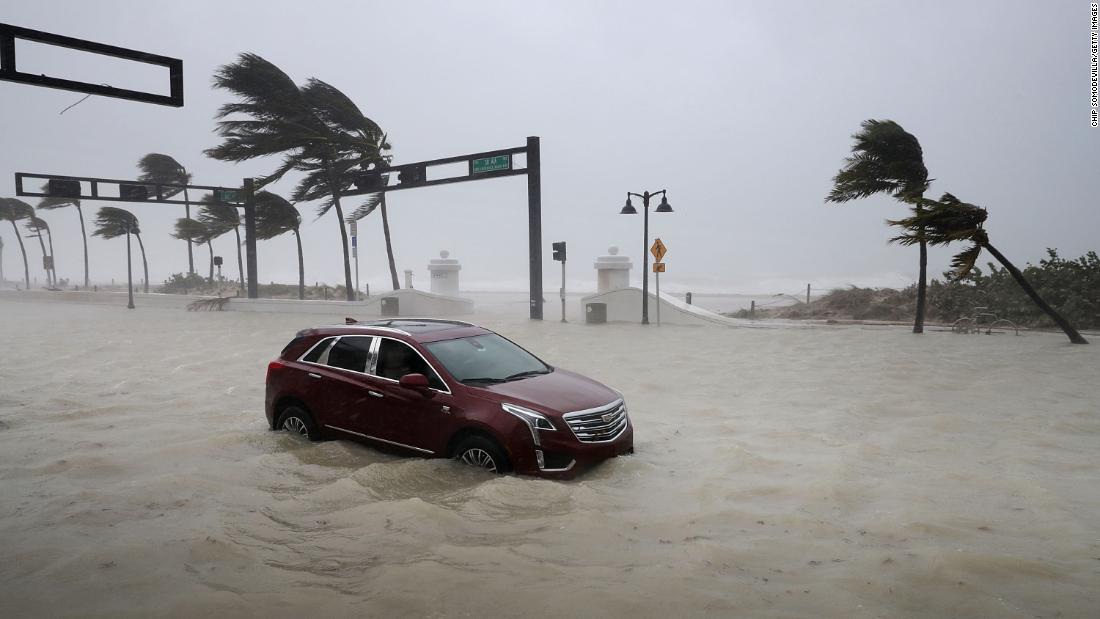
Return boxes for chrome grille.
[564,399,628,443]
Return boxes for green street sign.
[472,155,510,174]
[214,188,241,203]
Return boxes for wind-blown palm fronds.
[0,198,33,288]
[93,207,142,308]
[206,53,387,300]
[24,216,54,287]
[198,193,244,294]
[173,218,217,282]
[827,119,932,333]
[37,184,89,287]
[138,153,195,274]
[890,193,1088,344]
[254,190,305,299]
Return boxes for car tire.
[453,435,510,474]
[276,405,322,442]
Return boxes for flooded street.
[1,299,1098,618]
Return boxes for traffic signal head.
[119,184,150,201]
[353,171,385,192]
[397,165,425,186]
[47,179,81,198]
[552,241,566,262]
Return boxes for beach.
[1,297,1098,618]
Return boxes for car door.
[307,335,379,436]
[365,337,457,455]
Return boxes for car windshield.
[424,333,550,384]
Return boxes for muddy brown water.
[1,300,1098,617]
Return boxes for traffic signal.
[47,178,81,198]
[353,171,385,192]
[119,184,150,201]
[552,241,566,262]
[397,165,425,186]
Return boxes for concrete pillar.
[428,250,461,296]
[403,270,414,289]
[594,246,632,293]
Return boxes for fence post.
[750,300,755,318]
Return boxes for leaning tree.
[138,154,195,275]
[253,190,305,300]
[0,198,33,288]
[197,193,244,295]
[37,184,89,287]
[891,193,1088,345]
[206,53,387,301]
[827,119,931,334]
[25,216,55,287]
[173,218,217,283]
[93,207,144,308]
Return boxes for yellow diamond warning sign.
[650,238,667,262]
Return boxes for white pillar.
[428,250,461,296]
[594,246,632,293]
[403,269,414,289]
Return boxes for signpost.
[650,238,667,325]
[552,241,566,322]
[471,155,511,174]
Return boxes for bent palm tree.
[198,194,244,295]
[206,53,386,300]
[827,119,931,333]
[25,216,54,287]
[37,185,89,287]
[0,198,33,288]
[93,207,141,309]
[253,191,305,300]
[891,194,1088,344]
[138,154,194,275]
[173,218,216,283]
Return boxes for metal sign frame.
[0,23,184,107]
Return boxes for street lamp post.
[619,190,673,325]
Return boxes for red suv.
[265,319,633,477]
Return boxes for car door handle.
[307,372,322,379]
[368,390,384,398]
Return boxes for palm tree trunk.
[135,232,149,294]
[45,226,57,287]
[126,231,135,309]
[34,230,49,287]
[913,199,927,334]
[294,228,305,300]
[983,243,1088,344]
[233,226,245,296]
[207,241,214,283]
[9,221,29,289]
[76,204,89,287]
[183,188,195,275]
[323,162,356,301]
[380,193,400,291]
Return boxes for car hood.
[468,368,620,417]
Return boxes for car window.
[375,339,446,390]
[324,336,374,373]
[301,337,334,363]
[424,333,548,383]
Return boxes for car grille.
[564,399,628,443]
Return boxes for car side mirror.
[399,373,430,390]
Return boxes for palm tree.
[345,134,400,291]
[197,193,244,295]
[37,184,89,287]
[827,119,931,333]
[0,198,32,289]
[0,235,4,282]
[25,216,54,287]
[254,191,305,299]
[138,154,195,275]
[206,53,386,301]
[891,193,1088,344]
[173,218,216,283]
[93,207,141,309]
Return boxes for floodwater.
[1,299,1098,618]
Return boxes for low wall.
[0,289,201,310]
[580,287,761,327]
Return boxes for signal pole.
[552,241,567,322]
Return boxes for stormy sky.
[1,0,1096,295]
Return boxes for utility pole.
[807,283,811,304]
[243,178,258,299]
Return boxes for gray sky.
[1,0,1097,295]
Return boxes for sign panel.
[349,220,357,236]
[652,262,665,273]
[214,188,240,203]
[472,155,511,173]
[650,237,667,262]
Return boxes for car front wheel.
[453,435,510,474]
[276,405,321,441]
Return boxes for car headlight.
[502,403,556,446]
